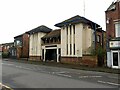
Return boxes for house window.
[16,40,22,46]
[70,25,72,35]
[97,35,101,43]
[70,44,72,55]
[74,44,75,55]
[7,46,9,49]
[73,25,75,34]
[67,44,68,55]
[115,22,120,37]
[66,26,68,35]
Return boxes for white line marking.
[2,63,14,66]
[55,71,68,74]
[57,73,72,78]
[79,76,102,78]
[108,76,119,79]
[98,80,120,86]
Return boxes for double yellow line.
[0,83,13,90]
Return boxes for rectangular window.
[66,26,68,35]
[73,25,75,34]
[70,44,72,55]
[70,25,72,35]
[67,44,68,55]
[97,35,101,43]
[115,22,120,37]
[74,44,75,55]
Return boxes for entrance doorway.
[112,51,120,68]
[45,49,57,62]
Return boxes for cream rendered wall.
[29,32,46,56]
[82,25,93,54]
[75,24,83,57]
[61,27,67,56]
[61,23,83,57]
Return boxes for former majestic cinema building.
[26,15,106,67]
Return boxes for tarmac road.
[1,59,120,88]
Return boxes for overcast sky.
[0,0,114,44]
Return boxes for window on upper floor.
[73,25,75,34]
[97,35,101,43]
[7,46,9,49]
[115,22,120,37]
[16,40,22,46]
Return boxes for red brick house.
[11,33,29,59]
[106,0,120,69]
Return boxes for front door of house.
[112,51,120,68]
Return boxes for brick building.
[106,0,120,68]
[0,42,14,58]
[11,33,29,59]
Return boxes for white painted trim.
[111,50,120,69]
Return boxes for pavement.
[1,59,120,88]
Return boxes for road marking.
[57,73,72,78]
[108,76,119,79]
[98,80,120,86]
[79,76,102,78]
[3,59,9,61]
[2,63,14,66]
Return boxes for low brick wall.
[82,55,97,67]
[29,56,41,61]
[61,55,97,67]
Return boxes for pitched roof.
[41,29,61,40]
[14,33,24,38]
[54,15,100,28]
[106,2,116,11]
[2,42,14,46]
[26,25,52,35]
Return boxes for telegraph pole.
[83,0,85,17]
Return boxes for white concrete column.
[57,48,59,63]
[43,49,46,62]
[71,25,74,56]
[68,26,70,55]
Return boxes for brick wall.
[106,2,120,38]
[61,56,97,67]
[22,34,29,58]
[16,47,22,59]
[29,56,41,61]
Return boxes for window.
[73,25,75,34]
[16,40,22,46]
[97,35,101,43]
[74,44,75,55]
[70,44,72,55]
[66,44,68,55]
[70,25,72,35]
[115,22,120,37]
[66,26,68,35]
[7,46,9,49]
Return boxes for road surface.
[1,59,120,88]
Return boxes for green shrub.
[2,52,9,58]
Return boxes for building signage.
[110,41,120,48]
